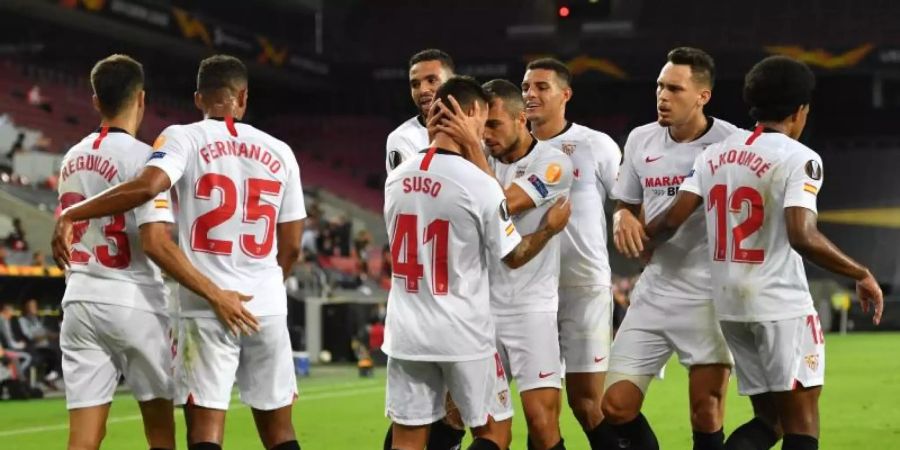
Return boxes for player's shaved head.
[435,76,490,114]
[744,56,816,122]
[667,47,716,89]
[197,54,248,96]
[483,79,525,117]
[90,54,144,118]
[526,58,571,88]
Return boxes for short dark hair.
[526,58,571,86]
[482,79,524,116]
[435,76,489,115]
[667,47,716,88]
[743,56,816,122]
[197,54,248,95]
[90,54,144,118]
[409,49,455,72]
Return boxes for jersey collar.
[543,121,573,140]
[92,126,129,135]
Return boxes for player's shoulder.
[160,121,195,136]
[570,123,619,149]
[780,135,821,163]
[62,134,94,159]
[625,121,664,145]
[706,117,741,140]
[533,140,573,166]
[240,123,293,154]
[388,116,424,138]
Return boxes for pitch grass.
[1,332,898,449]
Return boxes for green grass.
[1,333,898,449]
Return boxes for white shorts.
[558,286,613,373]
[495,312,562,391]
[61,301,173,410]
[609,295,733,376]
[174,315,297,410]
[385,354,513,428]
[720,314,825,396]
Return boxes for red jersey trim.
[420,147,438,171]
[92,126,109,150]
[745,125,764,145]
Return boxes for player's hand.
[541,197,571,235]
[210,290,260,336]
[856,271,884,325]
[428,96,486,161]
[51,214,74,269]
[613,208,648,259]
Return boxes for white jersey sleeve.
[592,132,622,197]
[611,130,644,204]
[130,144,175,227]
[511,149,574,208]
[679,154,705,197]
[783,152,823,214]
[386,116,429,172]
[482,182,523,260]
[277,145,307,223]
[146,125,192,186]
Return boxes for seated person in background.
[0,338,32,382]
[0,302,26,352]
[16,298,61,385]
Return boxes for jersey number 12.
[708,184,765,264]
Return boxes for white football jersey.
[58,127,174,314]
[539,123,621,288]
[382,148,523,361]
[488,140,573,315]
[612,118,738,300]
[146,118,307,318]
[385,116,428,173]
[680,127,821,321]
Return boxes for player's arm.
[508,152,574,216]
[52,166,171,268]
[783,152,883,324]
[643,191,703,249]
[643,156,706,252]
[276,220,304,280]
[502,197,571,269]
[785,208,883,324]
[140,222,260,335]
[610,133,647,258]
[612,201,646,258]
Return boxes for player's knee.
[567,395,600,427]
[68,425,105,450]
[522,402,558,438]
[689,397,723,432]
[68,436,102,450]
[600,382,643,424]
[261,430,298,450]
[781,411,817,436]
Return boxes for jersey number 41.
[390,213,449,296]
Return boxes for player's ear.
[698,88,712,107]
[193,91,203,111]
[238,87,248,109]
[91,95,101,114]
[562,85,573,103]
[137,90,146,110]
